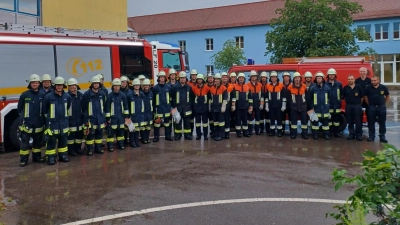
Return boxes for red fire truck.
[0,23,189,150]
[228,56,374,132]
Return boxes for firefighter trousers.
[129,130,141,146]
[290,111,308,135]
[346,104,362,137]
[311,117,329,136]
[46,134,68,157]
[212,112,225,138]
[154,116,172,138]
[106,125,125,149]
[20,131,43,159]
[367,105,386,138]
[248,108,261,134]
[67,129,83,153]
[282,109,290,134]
[269,108,283,133]
[175,114,191,137]
[86,128,104,152]
[224,109,231,133]
[260,109,270,132]
[190,106,195,135]
[329,111,341,133]
[235,109,248,134]
[195,112,209,137]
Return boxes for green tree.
[210,39,247,72]
[265,0,374,64]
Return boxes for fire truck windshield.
[162,51,182,71]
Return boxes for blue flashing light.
[247,59,255,65]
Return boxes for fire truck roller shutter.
[0,44,55,150]
[55,45,113,91]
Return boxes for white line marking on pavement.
[61,198,347,225]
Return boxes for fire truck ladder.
[282,56,375,64]
[0,22,139,39]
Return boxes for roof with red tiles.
[128,0,400,35]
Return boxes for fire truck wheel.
[9,118,21,150]
[338,113,347,132]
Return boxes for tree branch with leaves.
[210,39,247,72]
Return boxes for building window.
[375,23,389,40]
[205,38,213,51]
[206,65,214,75]
[18,0,38,15]
[179,40,186,51]
[0,0,14,11]
[0,0,40,25]
[394,22,400,39]
[235,36,244,48]
[357,25,371,41]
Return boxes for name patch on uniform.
[380,91,384,95]
[355,92,358,96]
[25,98,31,100]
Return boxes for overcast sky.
[128,0,263,17]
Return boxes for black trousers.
[367,105,386,138]
[67,130,83,152]
[46,134,68,156]
[235,109,248,133]
[175,112,191,136]
[106,126,125,148]
[20,131,43,157]
[290,110,308,135]
[346,104,362,136]
[269,108,282,132]
[195,112,209,137]
[224,107,231,133]
[260,109,270,132]
[86,128,104,151]
[311,117,330,136]
[212,111,225,137]
[248,108,261,133]
[154,116,172,138]
[282,109,290,132]
[329,110,341,132]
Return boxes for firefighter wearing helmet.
[281,72,292,135]
[309,71,331,140]
[151,70,174,142]
[67,78,84,156]
[96,73,109,96]
[81,75,107,155]
[127,78,144,148]
[206,73,214,88]
[266,71,286,137]
[229,72,237,84]
[43,76,72,165]
[287,72,308,139]
[167,69,178,86]
[18,74,46,167]
[221,72,234,139]
[105,78,129,151]
[192,74,210,140]
[209,73,228,141]
[120,75,132,145]
[41,74,53,95]
[170,71,195,140]
[187,69,198,135]
[326,68,343,137]
[138,74,146,85]
[141,79,154,144]
[231,72,252,138]
[259,71,270,133]
[246,70,263,135]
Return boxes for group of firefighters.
[18,66,390,167]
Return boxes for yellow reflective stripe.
[258,92,261,100]
[35,127,43,133]
[187,91,189,102]
[68,105,72,116]
[67,140,75,144]
[142,101,144,113]
[88,102,93,116]
[246,91,248,100]
[150,100,153,111]
[156,94,159,105]
[111,102,114,116]
[19,150,29,155]
[219,94,222,103]
[24,103,29,117]
[100,99,104,113]
[105,113,111,117]
[166,92,170,104]
[292,94,295,103]
[32,148,41,153]
[314,93,317,105]
[106,138,114,142]
[40,102,42,116]
[69,127,77,132]
[46,150,56,155]
[325,93,328,104]
[269,92,271,100]
[236,91,239,100]
[64,103,67,117]
[176,92,179,104]
[277,92,280,100]
[94,139,103,144]
[111,125,117,129]
[131,102,135,114]
[116,136,124,141]
[337,89,340,100]
[195,96,198,103]
[121,102,124,114]
[50,103,55,119]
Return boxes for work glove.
[281,102,286,112]
[221,103,227,113]
[82,123,91,136]
[328,113,332,119]
[265,102,269,112]
[43,128,53,143]
[259,104,264,110]
[248,106,253,114]
[231,105,236,112]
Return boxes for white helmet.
[214,73,222,79]
[90,75,101,83]
[327,68,336,75]
[221,72,228,76]
[315,72,325,78]
[53,76,66,85]
[138,75,146,80]
[250,70,257,76]
[229,72,237,77]
[158,71,166,77]
[112,78,122,86]
[270,71,278,77]
[27,74,41,83]
[260,71,268,78]
[190,69,198,75]
[304,71,313,78]
[237,73,245,78]
[96,73,104,80]
[132,78,140,85]
[143,79,151,85]
[169,68,176,75]
[179,71,187,78]
[120,76,129,82]
[283,72,290,77]
[41,74,52,82]
[293,72,301,78]
[196,74,205,80]
[67,78,79,86]
[207,73,214,78]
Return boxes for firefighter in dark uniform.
[167,69,178,86]
[120,75,132,145]
[355,67,371,124]
[171,71,195,140]
[192,74,210,140]
[247,70,263,135]
[127,79,145,147]
[281,72,292,135]
[326,68,343,137]
[206,73,215,137]
[309,72,331,140]
[210,73,228,141]
[259,72,270,133]
[141,79,153,144]
[229,72,237,131]
[151,70,173,142]
[43,76,71,165]
[41,74,53,95]
[81,75,107,155]
[222,72,234,139]
[342,75,364,141]
[105,78,129,151]
[67,78,84,156]
[364,76,389,143]
[304,71,316,110]
[96,73,109,96]
[231,73,253,138]
[187,69,198,136]
[18,74,46,167]
[287,72,308,139]
[266,71,286,137]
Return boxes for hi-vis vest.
[232,83,252,109]
[210,84,228,112]
[287,83,307,112]
[44,91,71,135]
[266,82,285,108]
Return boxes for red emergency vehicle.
[228,56,374,132]
[0,23,189,150]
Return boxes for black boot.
[334,127,341,138]
[32,153,44,163]
[46,155,56,165]
[107,143,114,152]
[236,130,242,138]
[324,134,330,140]
[260,122,264,134]
[130,132,138,148]
[135,131,141,147]
[165,136,174,141]
[95,145,104,154]
[243,130,250,137]
[196,135,202,140]
[248,124,253,135]
[291,132,296,139]
[225,132,230,139]
[75,143,84,154]
[145,130,151,144]
[117,141,125,150]
[184,134,192,140]
[174,134,182,141]
[269,129,275,136]
[313,133,318,139]
[20,155,29,167]
[87,146,93,156]
[68,144,77,156]
[214,133,222,141]
[277,129,283,137]
[301,130,308,139]
[356,135,362,141]
[379,135,388,143]
[59,154,69,163]
[347,134,355,140]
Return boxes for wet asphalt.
[0,95,399,225]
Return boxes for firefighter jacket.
[142,90,154,124]
[67,91,83,131]
[17,89,45,133]
[287,83,307,112]
[43,90,72,135]
[167,81,178,86]
[151,83,171,117]
[223,83,234,106]
[209,84,228,113]
[82,89,106,127]
[127,90,145,126]
[170,83,194,114]
[309,83,331,117]
[99,84,109,97]
[326,80,343,112]
[121,86,132,97]
[282,81,291,103]
[305,82,316,110]
[41,87,52,95]
[247,81,263,107]
[260,82,268,103]
[231,83,252,109]
[266,82,286,109]
[192,84,210,113]
[105,91,129,127]
[187,80,196,88]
